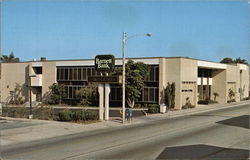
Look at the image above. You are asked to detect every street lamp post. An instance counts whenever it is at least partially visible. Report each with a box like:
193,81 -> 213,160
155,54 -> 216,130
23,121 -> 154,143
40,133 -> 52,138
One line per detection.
29,75 -> 36,119
122,32 -> 152,124
122,32 -> 126,124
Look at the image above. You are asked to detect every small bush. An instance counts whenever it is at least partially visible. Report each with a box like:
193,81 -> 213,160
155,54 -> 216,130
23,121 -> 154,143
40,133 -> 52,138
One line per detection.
227,99 -> 236,103
242,97 -> 250,101
198,100 -> 218,105
2,107 -> 28,118
134,103 -> 142,108
58,110 -> 74,121
33,106 -> 54,120
198,100 -> 209,105
147,104 -> 159,113
182,97 -> 195,109
82,110 -> 98,121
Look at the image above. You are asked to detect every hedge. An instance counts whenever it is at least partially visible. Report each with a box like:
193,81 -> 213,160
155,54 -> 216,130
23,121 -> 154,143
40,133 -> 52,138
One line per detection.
58,110 -> 98,122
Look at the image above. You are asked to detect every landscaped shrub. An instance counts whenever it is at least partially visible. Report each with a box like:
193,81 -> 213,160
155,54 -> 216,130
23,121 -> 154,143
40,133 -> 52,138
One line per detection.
198,100 -> 209,105
147,104 -> 159,113
198,100 -> 218,105
182,97 -> 195,109
242,97 -> 250,101
58,110 -> 98,122
82,110 -> 98,121
58,110 -> 74,121
134,103 -> 142,108
227,99 -> 236,103
3,107 -> 28,118
33,107 -> 54,120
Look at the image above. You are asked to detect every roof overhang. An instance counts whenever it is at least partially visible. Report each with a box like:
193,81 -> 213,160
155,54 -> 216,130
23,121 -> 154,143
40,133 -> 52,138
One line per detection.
197,61 -> 227,69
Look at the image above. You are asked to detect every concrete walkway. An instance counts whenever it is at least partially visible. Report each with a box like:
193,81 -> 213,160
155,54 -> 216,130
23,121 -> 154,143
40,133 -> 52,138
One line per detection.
0,101 -> 249,147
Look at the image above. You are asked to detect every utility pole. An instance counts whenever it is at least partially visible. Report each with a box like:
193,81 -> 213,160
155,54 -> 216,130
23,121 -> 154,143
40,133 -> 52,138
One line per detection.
122,32 -> 126,124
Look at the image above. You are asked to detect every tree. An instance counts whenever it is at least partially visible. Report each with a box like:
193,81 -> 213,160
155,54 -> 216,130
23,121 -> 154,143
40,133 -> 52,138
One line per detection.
220,57 -> 248,65
213,92 -> 219,101
228,89 -> 235,100
75,85 -> 97,106
234,57 -> 248,64
164,82 -> 175,109
7,83 -> 26,105
0,52 -> 20,63
220,57 -> 234,64
125,60 -> 149,108
49,83 -> 66,104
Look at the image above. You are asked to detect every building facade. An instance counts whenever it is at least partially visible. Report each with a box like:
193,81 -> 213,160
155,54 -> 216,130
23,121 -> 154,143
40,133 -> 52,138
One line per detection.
0,57 -> 249,110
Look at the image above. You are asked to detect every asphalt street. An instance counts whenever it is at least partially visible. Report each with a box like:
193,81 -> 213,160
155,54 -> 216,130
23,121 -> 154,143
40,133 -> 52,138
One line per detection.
1,103 -> 249,160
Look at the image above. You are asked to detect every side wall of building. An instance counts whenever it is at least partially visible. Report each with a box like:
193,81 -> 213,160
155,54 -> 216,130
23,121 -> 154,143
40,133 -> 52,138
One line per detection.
180,58 -> 198,108
0,63 -> 29,102
237,64 -> 249,100
42,62 -> 57,98
159,58 -> 181,109
211,69 -> 227,103
225,64 -> 249,102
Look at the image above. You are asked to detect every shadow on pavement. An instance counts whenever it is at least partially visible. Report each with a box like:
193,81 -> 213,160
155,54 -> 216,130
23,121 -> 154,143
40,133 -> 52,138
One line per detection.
156,144 -> 249,160
216,115 -> 249,129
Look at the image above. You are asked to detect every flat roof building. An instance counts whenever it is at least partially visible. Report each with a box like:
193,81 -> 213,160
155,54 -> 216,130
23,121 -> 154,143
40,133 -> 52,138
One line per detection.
0,57 -> 249,109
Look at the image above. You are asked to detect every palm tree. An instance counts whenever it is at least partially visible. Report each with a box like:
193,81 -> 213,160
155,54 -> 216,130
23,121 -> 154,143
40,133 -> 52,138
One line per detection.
213,92 -> 219,101
0,52 -> 19,63
234,57 -> 248,64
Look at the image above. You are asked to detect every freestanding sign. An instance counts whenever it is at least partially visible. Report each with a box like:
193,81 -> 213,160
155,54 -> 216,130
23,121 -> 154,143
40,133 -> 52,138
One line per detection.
94,54 -> 116,121
95,55 -> 115,72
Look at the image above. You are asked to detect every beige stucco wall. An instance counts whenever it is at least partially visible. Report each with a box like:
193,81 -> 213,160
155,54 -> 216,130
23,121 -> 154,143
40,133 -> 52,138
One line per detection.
237,64 -> 249,100
159,58 -> 182,110
225,64 -> 249,102
226,65 -> 239,101
0,63 -> 29,102
211,69 -> 227,103
41,62 -> 57,97
180,58 -> 198,108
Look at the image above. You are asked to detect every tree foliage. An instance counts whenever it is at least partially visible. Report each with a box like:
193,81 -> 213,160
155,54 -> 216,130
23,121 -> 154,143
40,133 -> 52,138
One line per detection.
49,83 -> 66,104
75,85 -> 97,106
228,89 -> 235,100
234,57 -> 248,64
164,82 -> 175,109
213,92 -> 219,101
0,52 -> 20,63
220,57 -> 248,65
220,57 -> 234,64
125,60 -> 149,108
7,83 -> 26,105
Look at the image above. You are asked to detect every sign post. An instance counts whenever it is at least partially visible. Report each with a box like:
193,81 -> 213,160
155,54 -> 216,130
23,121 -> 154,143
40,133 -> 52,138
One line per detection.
104,83 -> 110,120
98,84 -> 104,120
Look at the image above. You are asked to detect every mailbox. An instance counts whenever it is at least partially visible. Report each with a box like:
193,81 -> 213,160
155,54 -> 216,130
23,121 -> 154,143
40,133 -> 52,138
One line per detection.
125,108 -> 133,121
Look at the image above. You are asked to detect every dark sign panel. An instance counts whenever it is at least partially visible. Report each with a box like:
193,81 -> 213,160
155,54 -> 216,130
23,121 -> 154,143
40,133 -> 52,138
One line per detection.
88,76 -> 122,84
95,55 -> 115,72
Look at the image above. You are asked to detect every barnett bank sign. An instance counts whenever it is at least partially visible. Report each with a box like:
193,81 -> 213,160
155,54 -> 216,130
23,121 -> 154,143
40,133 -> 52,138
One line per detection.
95,54 -> 115,72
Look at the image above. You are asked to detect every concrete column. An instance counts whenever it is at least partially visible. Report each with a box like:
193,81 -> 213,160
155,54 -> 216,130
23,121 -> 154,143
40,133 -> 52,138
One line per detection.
0,103 -> 2,116
98,84 -> 104,120
104,83 -> 110,121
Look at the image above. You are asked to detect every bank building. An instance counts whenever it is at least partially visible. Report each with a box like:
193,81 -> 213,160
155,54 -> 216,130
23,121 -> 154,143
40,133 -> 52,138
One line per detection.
0,56 -> 249,110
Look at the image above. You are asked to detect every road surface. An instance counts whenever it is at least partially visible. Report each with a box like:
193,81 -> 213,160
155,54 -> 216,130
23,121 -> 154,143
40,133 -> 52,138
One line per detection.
1,103 -> 249,160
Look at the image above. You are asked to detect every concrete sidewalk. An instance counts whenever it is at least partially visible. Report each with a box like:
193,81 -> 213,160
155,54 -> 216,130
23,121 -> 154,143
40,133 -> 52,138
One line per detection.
0,101 -> 249,147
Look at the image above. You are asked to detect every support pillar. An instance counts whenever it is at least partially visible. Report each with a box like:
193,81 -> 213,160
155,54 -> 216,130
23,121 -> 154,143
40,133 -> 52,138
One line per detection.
105,83 -> 110,121
98,84 -> 104,120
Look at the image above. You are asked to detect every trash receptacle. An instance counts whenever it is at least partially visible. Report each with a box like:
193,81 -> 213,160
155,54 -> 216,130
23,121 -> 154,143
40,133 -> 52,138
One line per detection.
160,104 -> 166,113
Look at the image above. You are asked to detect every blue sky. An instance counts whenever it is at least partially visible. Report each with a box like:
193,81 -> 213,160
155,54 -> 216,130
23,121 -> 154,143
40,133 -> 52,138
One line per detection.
1,0 -> 249,63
